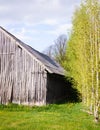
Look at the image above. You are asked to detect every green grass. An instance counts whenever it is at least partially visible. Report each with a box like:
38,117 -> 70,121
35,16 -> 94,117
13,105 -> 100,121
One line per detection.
0,103 -> 100,130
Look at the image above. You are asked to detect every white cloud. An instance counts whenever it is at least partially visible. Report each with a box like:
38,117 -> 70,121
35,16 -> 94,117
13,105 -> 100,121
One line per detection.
46,23 -> 72,36
43,19 -> 58,26
9,27 -> 31,42
57,23 -> 72,35
0,0 -> 81,51
0,0 -> 81,26
9,27 -> 38,43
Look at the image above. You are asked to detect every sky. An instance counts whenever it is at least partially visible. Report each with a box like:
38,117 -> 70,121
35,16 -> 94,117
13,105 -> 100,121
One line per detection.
0,0 -> 81,52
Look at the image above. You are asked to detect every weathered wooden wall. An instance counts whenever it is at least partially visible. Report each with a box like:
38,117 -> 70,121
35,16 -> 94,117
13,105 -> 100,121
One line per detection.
0,29 -> 47,106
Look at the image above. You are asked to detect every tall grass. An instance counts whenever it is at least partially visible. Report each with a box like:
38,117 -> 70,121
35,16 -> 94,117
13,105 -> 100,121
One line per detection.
0,103 -> 100,130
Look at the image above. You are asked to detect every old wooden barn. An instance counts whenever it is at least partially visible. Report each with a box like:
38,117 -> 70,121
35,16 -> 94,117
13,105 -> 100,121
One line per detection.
0,26 -> 67,106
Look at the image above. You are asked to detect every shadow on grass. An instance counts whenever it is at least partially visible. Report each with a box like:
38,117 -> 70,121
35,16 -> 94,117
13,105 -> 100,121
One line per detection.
55,77 -> 82,104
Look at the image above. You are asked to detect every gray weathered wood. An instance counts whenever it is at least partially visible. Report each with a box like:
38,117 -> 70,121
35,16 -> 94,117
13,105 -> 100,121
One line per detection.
0,29 -> 47,105
0,27 -> 67,106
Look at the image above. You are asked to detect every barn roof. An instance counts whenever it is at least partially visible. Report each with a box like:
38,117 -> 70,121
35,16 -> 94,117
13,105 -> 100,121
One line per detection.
0,26 -> 64,76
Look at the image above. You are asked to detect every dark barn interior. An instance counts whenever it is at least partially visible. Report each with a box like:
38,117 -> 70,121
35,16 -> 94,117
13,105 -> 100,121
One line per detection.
46,73 -> 67,104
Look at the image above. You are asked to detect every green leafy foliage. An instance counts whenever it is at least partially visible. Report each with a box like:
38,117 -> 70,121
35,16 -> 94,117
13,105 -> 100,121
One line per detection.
65,0 -> 100,121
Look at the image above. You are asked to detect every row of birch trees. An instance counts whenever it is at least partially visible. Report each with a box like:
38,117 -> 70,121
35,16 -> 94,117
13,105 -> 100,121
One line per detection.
64,0 -> 100,121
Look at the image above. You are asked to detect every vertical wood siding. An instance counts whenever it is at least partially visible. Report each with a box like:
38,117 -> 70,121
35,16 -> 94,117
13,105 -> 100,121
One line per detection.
0,30 -> 47,106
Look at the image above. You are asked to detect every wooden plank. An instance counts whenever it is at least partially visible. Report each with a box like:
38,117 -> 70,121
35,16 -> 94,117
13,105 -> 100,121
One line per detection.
0,29 -> 47,106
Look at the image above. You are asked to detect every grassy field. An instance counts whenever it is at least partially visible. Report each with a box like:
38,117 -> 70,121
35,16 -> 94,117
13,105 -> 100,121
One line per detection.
0,103 -> 100,130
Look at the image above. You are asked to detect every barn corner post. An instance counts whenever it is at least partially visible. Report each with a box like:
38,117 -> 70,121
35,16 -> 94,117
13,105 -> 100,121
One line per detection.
0,96 -> 1,104
42,69 -> 47,105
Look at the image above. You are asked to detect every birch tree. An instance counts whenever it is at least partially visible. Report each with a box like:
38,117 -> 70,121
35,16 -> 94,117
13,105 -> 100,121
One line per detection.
66,0 -> 100,121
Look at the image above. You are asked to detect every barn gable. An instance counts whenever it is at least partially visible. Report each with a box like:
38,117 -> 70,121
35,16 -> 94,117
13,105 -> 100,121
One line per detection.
0,26 -> 64,75
0,26 -> 66,106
